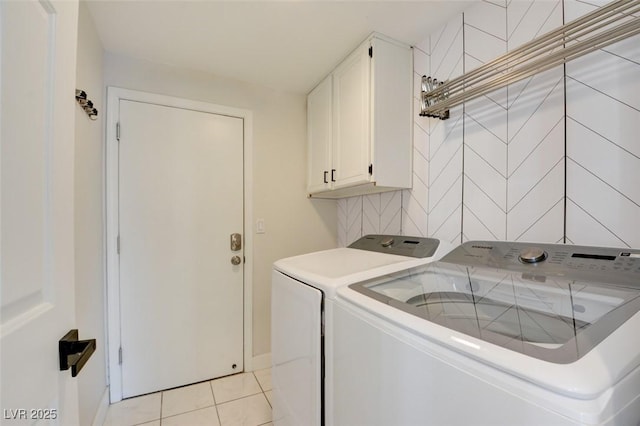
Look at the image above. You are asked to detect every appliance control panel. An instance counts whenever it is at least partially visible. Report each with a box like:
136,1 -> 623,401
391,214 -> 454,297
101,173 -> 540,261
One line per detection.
348,234 -> 440,258
441,240 -> 640,287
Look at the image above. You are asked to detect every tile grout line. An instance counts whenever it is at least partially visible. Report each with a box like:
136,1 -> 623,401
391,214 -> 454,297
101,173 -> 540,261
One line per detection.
159,390 -> 163,426
217,390 -> 264,405
210,379 -> 222,426
253,371 -> 273,409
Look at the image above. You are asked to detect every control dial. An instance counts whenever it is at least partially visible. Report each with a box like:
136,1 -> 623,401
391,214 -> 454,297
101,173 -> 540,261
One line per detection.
381,237 -> 394,248
519,247 -> 547,264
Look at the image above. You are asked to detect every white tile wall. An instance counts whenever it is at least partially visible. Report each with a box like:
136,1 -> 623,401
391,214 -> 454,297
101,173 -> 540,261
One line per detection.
428,15 -> 465,245
337,196 -> 364,246
403,42 -> 431,239
362,192 -> 402,236
565,0 -> 640,248
338,0 -> 640,249
463,0 -> 508,242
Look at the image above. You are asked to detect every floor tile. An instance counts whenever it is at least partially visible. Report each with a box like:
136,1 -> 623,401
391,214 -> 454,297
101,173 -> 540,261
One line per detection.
263,390 -> 272,407
216,393 -> 272,426
211,372 -> 262,404
161,382 -> 215,418
138,422 -> 160,426
103,393 -> 161,426
253,369 -> 272,392
162,406 -> 220,426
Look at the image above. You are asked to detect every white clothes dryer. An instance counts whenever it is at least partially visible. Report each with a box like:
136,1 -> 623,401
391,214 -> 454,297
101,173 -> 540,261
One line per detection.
271,235 -> 452,426
333,240 -> 640,425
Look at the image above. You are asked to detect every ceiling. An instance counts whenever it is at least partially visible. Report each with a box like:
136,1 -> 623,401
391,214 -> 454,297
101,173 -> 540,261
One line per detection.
86,1 -> 476,94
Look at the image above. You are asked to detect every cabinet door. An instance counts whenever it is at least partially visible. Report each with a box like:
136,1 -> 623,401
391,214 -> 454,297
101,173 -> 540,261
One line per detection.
307,75 -> 332,193
332,43 -> 371,189
370,37 -> 413,189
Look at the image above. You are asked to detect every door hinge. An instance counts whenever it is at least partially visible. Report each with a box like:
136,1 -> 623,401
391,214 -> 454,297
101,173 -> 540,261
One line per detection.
118,347 -> 122,365
368,164 -> 373,175
369,46 -> 373,58
116,122 -> 121,141
117,235 -> 120,254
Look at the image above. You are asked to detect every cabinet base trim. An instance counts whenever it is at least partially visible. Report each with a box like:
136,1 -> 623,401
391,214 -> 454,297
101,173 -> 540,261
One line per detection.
308,182 -> 410,199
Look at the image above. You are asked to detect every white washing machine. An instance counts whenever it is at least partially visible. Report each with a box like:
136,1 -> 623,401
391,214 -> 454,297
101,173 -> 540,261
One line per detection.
333,240 -> 640,425
271,235 -> 452,426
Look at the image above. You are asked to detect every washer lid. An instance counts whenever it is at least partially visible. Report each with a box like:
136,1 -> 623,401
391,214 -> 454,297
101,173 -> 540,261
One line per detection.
351,261 -> 640,364
345,240 -> 640,397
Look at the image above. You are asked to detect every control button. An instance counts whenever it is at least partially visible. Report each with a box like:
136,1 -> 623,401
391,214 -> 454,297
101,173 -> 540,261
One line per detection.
381,237 -> 394,248
519,247 -> 547,264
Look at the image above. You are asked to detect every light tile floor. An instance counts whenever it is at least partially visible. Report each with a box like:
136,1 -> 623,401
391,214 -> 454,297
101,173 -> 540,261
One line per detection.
103,369 -> 273,426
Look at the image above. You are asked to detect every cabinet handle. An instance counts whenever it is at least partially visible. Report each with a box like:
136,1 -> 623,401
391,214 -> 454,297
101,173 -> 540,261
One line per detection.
331,169 -> 336,182
324,171 -> 328,184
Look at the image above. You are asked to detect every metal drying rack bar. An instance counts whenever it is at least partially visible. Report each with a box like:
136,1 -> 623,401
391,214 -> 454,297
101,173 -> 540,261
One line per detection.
420,0 -> 640,119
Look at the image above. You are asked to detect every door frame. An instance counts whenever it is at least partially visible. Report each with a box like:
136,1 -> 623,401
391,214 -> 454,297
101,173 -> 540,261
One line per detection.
105,87 -> 254,403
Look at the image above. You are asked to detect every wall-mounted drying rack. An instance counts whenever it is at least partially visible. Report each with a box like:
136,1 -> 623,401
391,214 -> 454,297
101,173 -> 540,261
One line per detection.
420,0 -> 640,120
76,89 -> 98,120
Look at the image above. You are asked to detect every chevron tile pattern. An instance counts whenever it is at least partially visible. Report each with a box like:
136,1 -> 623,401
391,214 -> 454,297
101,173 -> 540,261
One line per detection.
506,0 -> 564,243
462,1 -> 508,242
427,15 -> 465,245
565,0 -> 640,248
401,37 -> 431,239
463,0 -> 565,244
337,196 -> 363,247
337,0 -> 639,249
362,192 -> 403,236
337,193 -> 402,247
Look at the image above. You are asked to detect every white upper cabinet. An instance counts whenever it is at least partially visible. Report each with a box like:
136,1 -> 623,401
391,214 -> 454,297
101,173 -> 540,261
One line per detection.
332,42 -> 371,189
307,33 -> 413,198
307,75 -> 333,193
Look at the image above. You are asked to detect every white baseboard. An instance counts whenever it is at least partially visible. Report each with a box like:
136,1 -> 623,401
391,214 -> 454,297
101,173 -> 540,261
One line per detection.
251,353 -> 271,371
91,386 -> 110,426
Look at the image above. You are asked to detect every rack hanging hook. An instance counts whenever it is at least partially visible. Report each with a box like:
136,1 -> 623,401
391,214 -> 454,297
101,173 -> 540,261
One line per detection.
75,89 -> 98,120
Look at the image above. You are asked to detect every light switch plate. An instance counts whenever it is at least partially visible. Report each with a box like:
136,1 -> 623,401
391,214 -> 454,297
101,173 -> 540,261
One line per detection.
256,219 -> 266,234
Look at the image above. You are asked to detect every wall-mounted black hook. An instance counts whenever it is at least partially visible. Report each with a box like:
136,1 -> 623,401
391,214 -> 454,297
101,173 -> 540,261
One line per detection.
59,329 -> 96,377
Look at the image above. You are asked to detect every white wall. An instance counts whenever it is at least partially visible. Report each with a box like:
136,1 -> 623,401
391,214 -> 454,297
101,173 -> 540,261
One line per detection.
74,3 -> 107,425
339,0 -> 640,250
103,53 -> 337,357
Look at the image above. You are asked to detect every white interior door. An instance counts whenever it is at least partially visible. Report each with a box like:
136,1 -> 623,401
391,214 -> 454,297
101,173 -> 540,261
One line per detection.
118,100 -> 244,398
1,0 -> 80,423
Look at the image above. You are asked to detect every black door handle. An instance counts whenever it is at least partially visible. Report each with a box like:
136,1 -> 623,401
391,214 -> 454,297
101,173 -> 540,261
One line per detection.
331,169 -> 336,182
59,329 -> 96,377
323,171 -> 328,184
